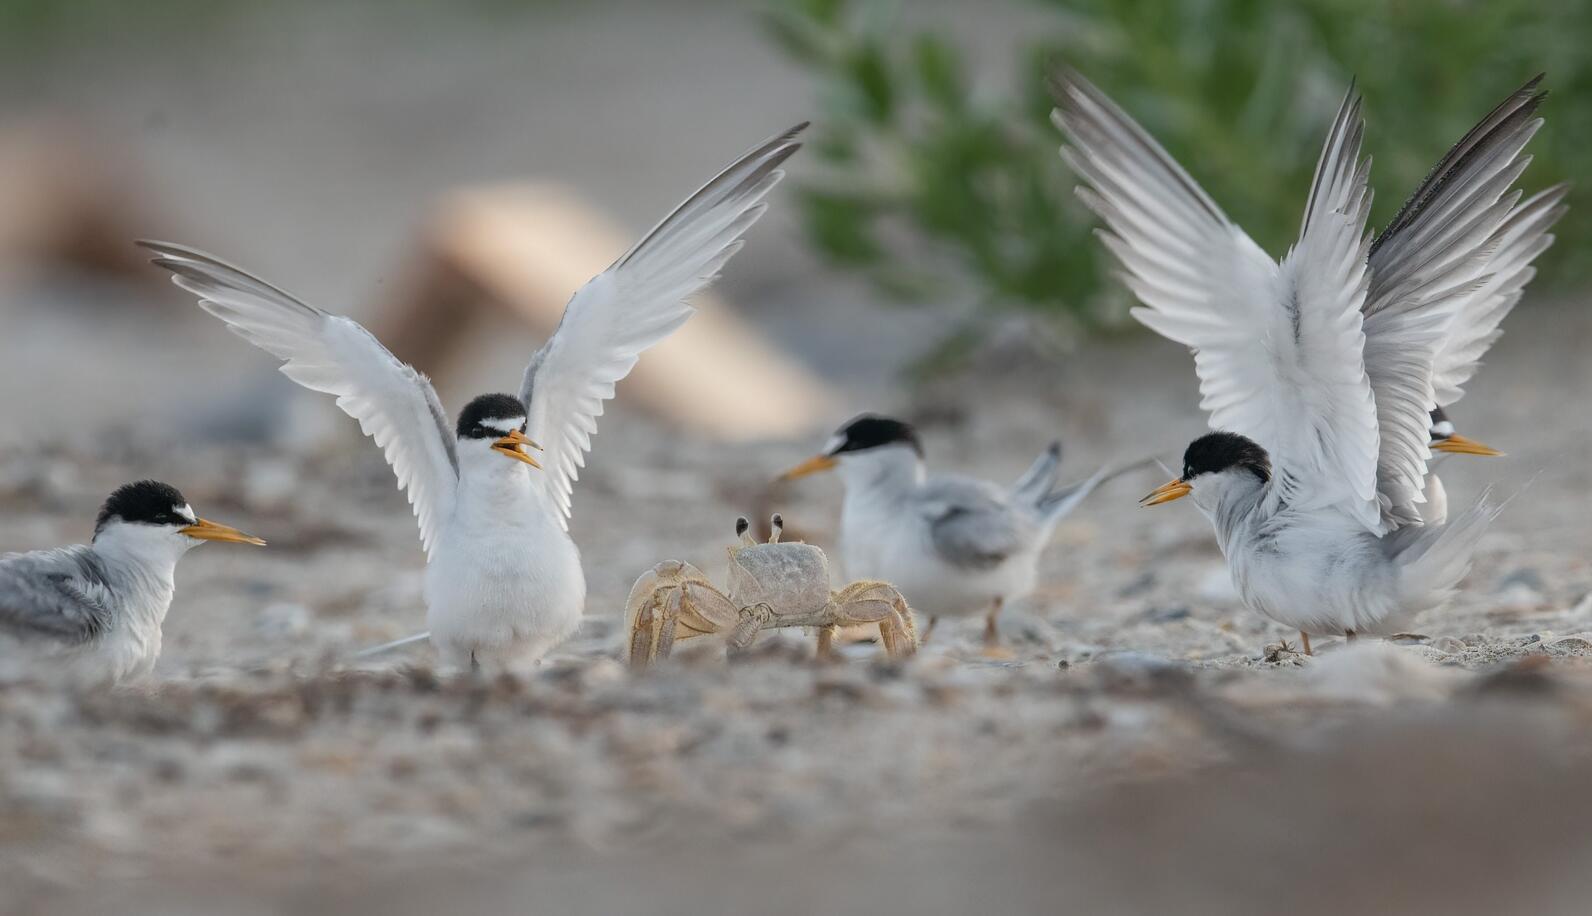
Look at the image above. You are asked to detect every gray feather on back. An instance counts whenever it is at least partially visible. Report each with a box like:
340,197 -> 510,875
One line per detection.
925,476 -> 1031,571
0,547 -> 113,646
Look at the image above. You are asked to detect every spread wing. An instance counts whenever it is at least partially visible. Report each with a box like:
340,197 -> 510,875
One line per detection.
518,124 -> 805,527
141,241 -> 460,556
1361,76 -> 1553,526
1052,73 -> 1383,530
0,547 -> 113,646
924,477 -> 1030,571
1429,183 -> 1566,406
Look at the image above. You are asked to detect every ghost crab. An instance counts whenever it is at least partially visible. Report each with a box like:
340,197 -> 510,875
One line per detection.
625,515 -> 918,667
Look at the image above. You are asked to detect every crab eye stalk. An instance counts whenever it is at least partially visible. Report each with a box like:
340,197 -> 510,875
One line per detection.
769,514 -> 784,543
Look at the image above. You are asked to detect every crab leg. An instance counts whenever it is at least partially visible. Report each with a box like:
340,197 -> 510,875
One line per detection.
829,581 -> 919,660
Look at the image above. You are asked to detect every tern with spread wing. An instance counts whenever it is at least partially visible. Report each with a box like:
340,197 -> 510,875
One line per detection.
0,480 -> 263,685
143,123 -> 804,672
1051,72 -> 1557,653
779,414 -> 1144,653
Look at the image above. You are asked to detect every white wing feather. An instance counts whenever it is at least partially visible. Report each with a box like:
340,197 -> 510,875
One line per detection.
517,124 -> 806,527
1053,74 -> 1384,530
1429,183 -> 1566,405
140,241 -> 460,556
1360,76 -> 1555,525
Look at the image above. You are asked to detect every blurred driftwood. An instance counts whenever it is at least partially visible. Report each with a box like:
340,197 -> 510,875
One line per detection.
0,122 -> 160,281
374,183 -> 837,441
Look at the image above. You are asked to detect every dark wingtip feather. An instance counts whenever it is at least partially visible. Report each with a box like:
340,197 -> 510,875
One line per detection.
1371,75 -> 1552,256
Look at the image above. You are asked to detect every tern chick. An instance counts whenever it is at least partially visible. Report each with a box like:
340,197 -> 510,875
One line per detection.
779,414 -> 1142,652
0,480 -> 263,685
143,123 -> 804,674
1053,71 -> 1555,651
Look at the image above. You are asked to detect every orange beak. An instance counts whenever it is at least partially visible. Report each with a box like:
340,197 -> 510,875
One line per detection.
493,429 -> 543,468
777,454 -> 837,481
179,517 -> 267,546
1431,433 -> 1503,457
1139,478 -> 1192,507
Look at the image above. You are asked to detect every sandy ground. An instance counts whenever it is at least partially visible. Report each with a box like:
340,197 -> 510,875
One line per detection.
0,290 -> 1588,914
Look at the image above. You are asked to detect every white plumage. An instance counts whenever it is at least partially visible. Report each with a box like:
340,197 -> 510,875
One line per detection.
1053,72 -> 1553,645
0,481 -> 263,685
143,123 -> 804,672
781,415 -> 1143,649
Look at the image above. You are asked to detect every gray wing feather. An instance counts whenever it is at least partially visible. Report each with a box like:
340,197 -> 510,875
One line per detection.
139,240 -> 462,557
514,123 -> 805,527
0,547 -> 112,645
1010,441 -> 1063,507
925,476 -> 1030,571
1036,456 -> 1157,529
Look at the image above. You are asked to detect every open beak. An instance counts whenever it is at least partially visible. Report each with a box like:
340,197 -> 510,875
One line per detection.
493,429 -> 543,468
777,454 -> 837,481
1139,478 -> 1192,507
1431,434 -> 1503,457
180,518 -> 267,546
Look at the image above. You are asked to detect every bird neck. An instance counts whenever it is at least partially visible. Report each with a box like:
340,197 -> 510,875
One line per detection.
89,526 -> 185,587
1191,471 -> 1269,555
835,447 -> 926,500
455,453 -> 543,522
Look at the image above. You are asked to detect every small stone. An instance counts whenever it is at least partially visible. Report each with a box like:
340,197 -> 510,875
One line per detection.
1546,635 -> 1592,655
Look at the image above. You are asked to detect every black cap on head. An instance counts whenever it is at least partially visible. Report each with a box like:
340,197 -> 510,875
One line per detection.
830,414 -> 923,458
1182,432 -> 1271,483
95,480 -> 192,534
1429,406 -> 1453,439
456,393 -> 527,439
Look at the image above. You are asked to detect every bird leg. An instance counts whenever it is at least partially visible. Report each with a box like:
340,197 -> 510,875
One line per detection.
920,616 -> 939,646
1299,632 -> 1313,656
980,597 -> 1013,659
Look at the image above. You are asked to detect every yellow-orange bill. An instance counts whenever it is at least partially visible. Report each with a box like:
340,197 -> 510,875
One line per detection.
1139,478 -> 1192,507
1432,433 -> 1503,457
180,518 -> 266,546
494,429 -> 543,468
777,454 -> 837,481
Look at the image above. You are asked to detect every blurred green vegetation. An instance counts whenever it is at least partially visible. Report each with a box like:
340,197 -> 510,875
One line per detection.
767,0 -> 1590,349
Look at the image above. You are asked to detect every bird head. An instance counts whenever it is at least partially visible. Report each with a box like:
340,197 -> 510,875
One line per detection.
92,480 -> 264,560
456,393 -> 542,471
1428,407 -> 1503,458
777,413 -> 924,485
1141,432 -> 1272,509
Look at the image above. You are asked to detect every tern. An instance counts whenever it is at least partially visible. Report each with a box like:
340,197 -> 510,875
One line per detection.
1051,72 -> 1557,653
0,480 -> 263,685
143,123 -> 804,672
779,414 -> 1143,653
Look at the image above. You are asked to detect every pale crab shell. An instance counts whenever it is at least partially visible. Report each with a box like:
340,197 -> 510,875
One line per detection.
726,542 -> 831,617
